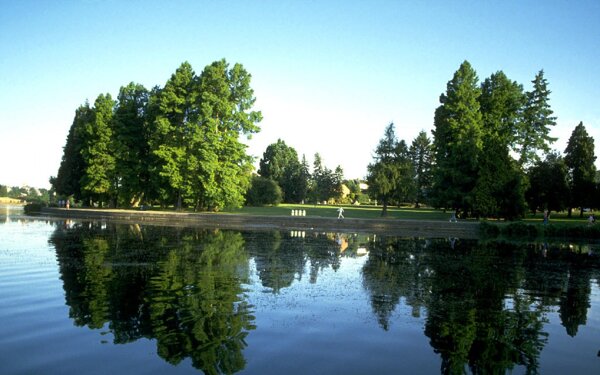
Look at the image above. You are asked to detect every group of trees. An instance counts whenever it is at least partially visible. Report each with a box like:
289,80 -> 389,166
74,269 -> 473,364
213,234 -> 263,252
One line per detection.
51,59 -> 261,211
51,58 -> 595,217
368,61 -> 597,219
248,139 -> 347,205
366,126 -> 433,216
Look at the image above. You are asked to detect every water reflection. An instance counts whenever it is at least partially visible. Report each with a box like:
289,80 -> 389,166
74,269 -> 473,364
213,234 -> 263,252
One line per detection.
44,221 -> 600,374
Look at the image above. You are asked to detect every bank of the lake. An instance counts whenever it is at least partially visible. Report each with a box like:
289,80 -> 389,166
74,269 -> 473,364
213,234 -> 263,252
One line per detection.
40,207 -> 480,238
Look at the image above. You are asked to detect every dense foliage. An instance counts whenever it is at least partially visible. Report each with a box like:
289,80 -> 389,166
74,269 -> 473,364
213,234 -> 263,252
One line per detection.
51,60 -> 261,211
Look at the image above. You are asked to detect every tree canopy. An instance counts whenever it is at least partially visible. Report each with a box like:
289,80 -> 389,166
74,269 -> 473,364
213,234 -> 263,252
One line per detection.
52,60 -> 261,211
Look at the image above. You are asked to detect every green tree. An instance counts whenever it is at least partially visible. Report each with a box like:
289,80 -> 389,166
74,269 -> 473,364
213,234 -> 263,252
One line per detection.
367,123 -> 404,216
392,139 -> 416,206
473,141 -> 526,219
309,153 -> 341,203
409,131 -> 434,208
53,102 -> 93,200
517,70 -> 557,168
194,59 -> 261,211
151,62 -> 198,210
113,82 -> 151,207
245,176 -> 282,206
258,139 -> 304,203
79,93 -> 117,207
525,152 -> 570,214
474,71 -> 527,219
431,61 -> 483,217
479,71 -> 525,150
564,122 -> 596,217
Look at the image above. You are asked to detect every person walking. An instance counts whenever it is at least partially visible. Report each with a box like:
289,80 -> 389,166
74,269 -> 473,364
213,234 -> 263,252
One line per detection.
337,207 -> 344,219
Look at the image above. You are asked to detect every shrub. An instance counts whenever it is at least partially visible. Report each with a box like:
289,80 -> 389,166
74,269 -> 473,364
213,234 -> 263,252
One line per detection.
245,176 -> 283,206
24,202 -> 44,215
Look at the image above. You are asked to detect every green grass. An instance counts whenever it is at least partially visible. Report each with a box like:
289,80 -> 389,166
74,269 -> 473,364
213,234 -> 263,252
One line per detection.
223,203 -> 455,220
523,210 -> 593,226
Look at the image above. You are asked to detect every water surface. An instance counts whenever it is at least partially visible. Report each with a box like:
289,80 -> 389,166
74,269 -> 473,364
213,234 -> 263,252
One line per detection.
1,212 -> 599,374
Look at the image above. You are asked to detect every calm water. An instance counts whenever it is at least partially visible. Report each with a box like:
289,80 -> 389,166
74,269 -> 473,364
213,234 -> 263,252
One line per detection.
1,208 -> 599,374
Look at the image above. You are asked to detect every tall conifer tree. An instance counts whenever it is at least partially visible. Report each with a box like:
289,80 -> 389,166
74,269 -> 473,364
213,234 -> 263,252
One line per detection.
564,122 -> 596,217
80,93 -> 116,206
518,70 -> 557,168
431,61 -> 483,217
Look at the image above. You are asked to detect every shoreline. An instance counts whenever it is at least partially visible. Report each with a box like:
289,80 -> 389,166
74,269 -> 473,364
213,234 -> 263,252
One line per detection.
40,207 -> 481,238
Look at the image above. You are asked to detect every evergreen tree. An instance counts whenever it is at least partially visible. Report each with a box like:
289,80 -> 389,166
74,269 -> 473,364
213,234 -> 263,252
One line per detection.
308,153 -> 343,204
113,82 -> 151,207
151,62 -> 197,210
392,140 -> 416,206
80,93 -> 116,207
526,152 -> 570,214
479,71 -> 525,149
517,70 -> 557,168
431,61 -> 483,217
564,122 -> 596,217
409,131 -> 433,208
195,59 -> 261,211
473,141 -> 526,219
53,102 -> 93,200
53,60 -> 260,211
258,139 -> 303,203
474,71 -> 527,219
367,123 -> 403,216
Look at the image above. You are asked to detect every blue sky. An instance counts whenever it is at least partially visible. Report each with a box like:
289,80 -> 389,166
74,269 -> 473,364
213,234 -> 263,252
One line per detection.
1,0 -> 599,188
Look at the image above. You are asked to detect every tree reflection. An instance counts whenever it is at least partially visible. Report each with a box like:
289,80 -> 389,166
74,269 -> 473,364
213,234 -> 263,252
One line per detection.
48,222 -> 600,374
361,237 -> 600,374
245,231 -> 356,292
50,222 -> 255,374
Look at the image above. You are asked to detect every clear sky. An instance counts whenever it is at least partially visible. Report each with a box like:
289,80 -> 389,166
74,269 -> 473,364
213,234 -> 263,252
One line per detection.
1,0 -> 599,188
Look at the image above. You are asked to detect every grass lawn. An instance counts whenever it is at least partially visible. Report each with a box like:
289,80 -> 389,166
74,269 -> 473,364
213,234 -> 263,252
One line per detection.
224,203 -> 455,221
523,210 -> 593,226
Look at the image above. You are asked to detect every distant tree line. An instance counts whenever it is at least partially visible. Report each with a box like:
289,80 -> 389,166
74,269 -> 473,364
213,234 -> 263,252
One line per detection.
248,138 -> 349,206
51,60 -> 261,211
367,61 -> 597,218
0,184 -> 51,202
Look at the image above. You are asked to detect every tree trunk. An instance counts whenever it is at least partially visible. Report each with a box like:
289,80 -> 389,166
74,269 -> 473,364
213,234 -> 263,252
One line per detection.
176,191 -> 182,211
381,199 -> 388,217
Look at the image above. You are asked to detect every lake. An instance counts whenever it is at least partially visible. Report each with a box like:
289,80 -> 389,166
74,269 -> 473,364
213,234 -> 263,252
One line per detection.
1,207 -> 599,374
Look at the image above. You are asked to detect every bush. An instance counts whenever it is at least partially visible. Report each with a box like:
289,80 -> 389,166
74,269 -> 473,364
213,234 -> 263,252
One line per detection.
24,202 -> 44,215
245,176 -> 282,206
